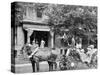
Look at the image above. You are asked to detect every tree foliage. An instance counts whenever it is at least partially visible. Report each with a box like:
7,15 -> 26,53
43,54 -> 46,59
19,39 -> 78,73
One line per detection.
43,4 -> 97,43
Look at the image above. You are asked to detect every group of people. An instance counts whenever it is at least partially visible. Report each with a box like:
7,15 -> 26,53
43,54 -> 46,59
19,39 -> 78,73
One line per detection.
27,39 -> 45,48
72,44 -> 96,64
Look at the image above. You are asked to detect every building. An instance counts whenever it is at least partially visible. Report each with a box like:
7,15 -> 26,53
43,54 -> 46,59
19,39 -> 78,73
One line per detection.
11,2 -> 62,56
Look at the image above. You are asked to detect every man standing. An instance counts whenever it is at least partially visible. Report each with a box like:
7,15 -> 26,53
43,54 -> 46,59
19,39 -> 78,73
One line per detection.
28,40 -> 39,58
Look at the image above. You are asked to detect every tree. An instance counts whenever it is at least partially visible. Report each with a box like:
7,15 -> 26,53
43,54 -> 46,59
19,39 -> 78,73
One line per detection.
43,4 -> 97,46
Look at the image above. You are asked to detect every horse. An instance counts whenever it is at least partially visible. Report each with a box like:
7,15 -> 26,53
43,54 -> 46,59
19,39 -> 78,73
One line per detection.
22,45 -> 60,72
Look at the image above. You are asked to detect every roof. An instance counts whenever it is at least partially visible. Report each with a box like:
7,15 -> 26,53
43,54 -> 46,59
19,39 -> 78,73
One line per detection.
22,20 -> 48,26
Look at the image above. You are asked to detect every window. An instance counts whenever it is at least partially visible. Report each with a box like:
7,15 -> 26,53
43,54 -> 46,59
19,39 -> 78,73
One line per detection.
36,8 -> 43,18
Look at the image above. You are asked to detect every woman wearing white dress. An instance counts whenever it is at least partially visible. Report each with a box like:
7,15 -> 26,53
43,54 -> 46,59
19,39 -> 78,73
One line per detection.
40,39 -> 45,48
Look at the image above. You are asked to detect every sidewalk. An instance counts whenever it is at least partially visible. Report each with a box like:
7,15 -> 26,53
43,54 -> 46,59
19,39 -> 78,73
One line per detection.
13,61 -> 51,73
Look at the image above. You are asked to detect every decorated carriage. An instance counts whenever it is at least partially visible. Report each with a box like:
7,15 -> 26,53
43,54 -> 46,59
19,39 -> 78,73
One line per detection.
59,45 -> 97,70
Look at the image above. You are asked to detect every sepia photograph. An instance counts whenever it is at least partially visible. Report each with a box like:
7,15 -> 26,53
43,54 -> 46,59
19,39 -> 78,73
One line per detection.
11,2 -> 97,73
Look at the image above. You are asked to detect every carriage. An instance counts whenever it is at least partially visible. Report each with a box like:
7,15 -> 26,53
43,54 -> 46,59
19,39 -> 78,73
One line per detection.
59,45 -> 97,69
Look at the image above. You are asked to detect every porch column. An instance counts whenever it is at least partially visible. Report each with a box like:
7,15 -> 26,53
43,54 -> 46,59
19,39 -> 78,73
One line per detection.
50,31 -> 54,48
80,38 -> 82,47
26,29 -> 33,44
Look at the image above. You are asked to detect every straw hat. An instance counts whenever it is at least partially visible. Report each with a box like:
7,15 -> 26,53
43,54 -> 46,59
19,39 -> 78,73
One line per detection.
88,45 -> 94,49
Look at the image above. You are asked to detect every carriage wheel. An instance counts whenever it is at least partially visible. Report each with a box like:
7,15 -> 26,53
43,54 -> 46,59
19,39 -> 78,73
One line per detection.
68,56 -> 78,69
59,56 -> 78,70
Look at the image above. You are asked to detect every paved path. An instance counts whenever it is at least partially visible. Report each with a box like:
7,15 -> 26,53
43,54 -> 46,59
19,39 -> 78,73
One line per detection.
14,61 -> 91,73
15,61 -> 50,73
14,61 -> 61,73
